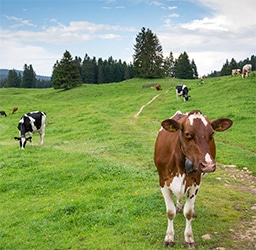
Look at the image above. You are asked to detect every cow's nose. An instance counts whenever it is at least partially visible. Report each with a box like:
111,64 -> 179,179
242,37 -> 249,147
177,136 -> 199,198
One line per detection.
201,162 -> 216,173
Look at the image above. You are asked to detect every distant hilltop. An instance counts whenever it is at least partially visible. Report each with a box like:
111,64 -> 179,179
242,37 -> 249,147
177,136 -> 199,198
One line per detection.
0,69 -> 51,81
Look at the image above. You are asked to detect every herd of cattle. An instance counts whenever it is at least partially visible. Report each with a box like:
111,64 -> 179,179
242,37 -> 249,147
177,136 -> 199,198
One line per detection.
0,78 -> 236,248
232,63 -> 252,78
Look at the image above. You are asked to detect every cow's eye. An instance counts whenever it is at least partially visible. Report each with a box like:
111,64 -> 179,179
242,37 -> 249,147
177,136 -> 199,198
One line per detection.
185,132 -> 192,140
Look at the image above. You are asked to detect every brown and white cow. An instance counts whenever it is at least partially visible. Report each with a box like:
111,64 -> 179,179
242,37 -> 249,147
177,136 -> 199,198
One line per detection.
231,69 -> 241,76
242,64 -> 252,78
154,110 -> 233,248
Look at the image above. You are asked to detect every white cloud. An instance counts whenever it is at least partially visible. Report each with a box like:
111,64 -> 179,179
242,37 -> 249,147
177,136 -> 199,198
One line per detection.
4,15 -> 37,28
158,0 -> 256,75
181,16 -> 229,32
0,40 -> 59,76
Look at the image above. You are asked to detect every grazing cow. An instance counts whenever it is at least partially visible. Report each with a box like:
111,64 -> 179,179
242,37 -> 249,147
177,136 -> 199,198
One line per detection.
231,69 -> 241,76
176,84 -> 189,101
12,106 -> 18,114
156,84 -> 163,91
154,110 -> 233,248
0,111 -> 7,117
14,111 -> 46,149
242,64 -> 252,78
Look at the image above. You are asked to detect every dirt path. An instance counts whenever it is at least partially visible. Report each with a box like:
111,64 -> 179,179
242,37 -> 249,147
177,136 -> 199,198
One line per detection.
133,94 -> 160,120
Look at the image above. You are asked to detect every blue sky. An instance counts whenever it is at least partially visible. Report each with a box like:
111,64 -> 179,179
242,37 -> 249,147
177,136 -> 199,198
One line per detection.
1,0 -> 255,76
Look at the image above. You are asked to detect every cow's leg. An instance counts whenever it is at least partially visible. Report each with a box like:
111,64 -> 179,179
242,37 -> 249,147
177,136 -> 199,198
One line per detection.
183,186 -> 199,248
39,127 -> 45,146
27,132 -> 33,147
161,184 -> 176,247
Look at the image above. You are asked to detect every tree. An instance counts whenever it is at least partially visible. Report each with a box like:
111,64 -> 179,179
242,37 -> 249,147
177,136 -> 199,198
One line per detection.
21,64 -> 36,88
175,52 -> 194,79
191,59 -> 198,79
7,69 -> 21,87
51,50 -> 82,90
81,54 -> 97,84
163,52 -> 175,77
220,59 -> 231,76
133,27 -> 164,78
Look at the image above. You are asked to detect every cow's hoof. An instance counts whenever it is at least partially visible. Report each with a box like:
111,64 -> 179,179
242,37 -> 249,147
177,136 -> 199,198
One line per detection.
163,241 -> 175,247
184,242 -> 196,248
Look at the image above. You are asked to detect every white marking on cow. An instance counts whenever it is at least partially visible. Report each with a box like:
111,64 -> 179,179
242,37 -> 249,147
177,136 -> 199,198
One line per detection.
189,113 -> 208,126
170,174 -> 186,200
205,153 -> 212,162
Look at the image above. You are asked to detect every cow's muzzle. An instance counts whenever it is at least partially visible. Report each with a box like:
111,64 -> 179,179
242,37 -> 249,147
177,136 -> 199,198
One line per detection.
200,161 -> 216,173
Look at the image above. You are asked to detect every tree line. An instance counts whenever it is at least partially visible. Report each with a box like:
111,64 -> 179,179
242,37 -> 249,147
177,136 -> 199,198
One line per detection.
52,27 -> 199,89
0,64 -> 51,88
1,26 -> 254,89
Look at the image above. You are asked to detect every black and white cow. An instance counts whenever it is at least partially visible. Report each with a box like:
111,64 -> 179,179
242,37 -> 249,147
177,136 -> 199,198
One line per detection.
0,111 -> 7,117
176,84 -> 190,102
14,111 -> 46,149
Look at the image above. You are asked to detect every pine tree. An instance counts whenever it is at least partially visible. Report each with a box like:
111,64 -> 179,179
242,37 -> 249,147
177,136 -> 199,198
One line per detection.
81,54 -> 97,84
133,27 -> 164,78
7,69 -> 21,87
191,59 -> 198,79
51,50 -> 82,90
21,64 -> 36,88
175,52 -> 194,79
220,59 -> 231,76
163,52 -> 175,77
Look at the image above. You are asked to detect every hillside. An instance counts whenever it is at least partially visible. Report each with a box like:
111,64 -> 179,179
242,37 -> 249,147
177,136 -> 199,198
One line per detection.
0,75 -> 255,249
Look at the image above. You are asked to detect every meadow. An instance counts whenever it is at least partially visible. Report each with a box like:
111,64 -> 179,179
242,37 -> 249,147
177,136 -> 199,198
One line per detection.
0,74 -> 255,249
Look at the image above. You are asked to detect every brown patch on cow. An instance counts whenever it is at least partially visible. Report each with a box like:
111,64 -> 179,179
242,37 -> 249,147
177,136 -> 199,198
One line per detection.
167,210 -> 175,220
185,209 -> 193,220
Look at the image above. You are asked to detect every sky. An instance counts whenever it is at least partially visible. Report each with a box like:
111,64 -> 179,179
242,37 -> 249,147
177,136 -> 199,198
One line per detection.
1,0 -> 256,77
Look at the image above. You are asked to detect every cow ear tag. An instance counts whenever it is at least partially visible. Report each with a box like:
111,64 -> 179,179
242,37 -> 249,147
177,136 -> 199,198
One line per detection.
169,125 -> 177,132
185,158 -> 194,173
214,124 -> 222,131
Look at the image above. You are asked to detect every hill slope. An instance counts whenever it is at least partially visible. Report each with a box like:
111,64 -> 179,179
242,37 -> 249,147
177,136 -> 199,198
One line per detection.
0,75 -> 255,249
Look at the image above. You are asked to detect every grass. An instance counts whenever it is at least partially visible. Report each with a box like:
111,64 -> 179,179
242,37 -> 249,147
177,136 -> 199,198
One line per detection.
0,74 -> 255,249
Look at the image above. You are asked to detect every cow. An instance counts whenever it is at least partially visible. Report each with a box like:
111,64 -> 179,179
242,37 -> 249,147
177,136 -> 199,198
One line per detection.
242,64 -> 252,78
156,84 -> 163,91
231,69 -> 241,76
14,111 -> 47,149
0,111 -> 7,117
154,110 -> 233,248
176,84 -> 189,101
12,106 -> 18,114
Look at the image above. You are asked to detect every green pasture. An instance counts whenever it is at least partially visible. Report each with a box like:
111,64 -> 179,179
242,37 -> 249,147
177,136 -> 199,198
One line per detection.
0,74 -> 255,249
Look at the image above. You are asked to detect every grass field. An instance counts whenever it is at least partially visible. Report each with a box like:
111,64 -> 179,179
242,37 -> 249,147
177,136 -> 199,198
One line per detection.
0,74 -> 255,249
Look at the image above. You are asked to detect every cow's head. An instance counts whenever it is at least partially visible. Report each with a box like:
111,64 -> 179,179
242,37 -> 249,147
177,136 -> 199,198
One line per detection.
183,94 -> 189,102
14,136 -> 32,149
161,110 -> 233,173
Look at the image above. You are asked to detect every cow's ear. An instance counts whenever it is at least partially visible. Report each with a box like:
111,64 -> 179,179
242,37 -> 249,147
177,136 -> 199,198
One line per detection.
161,119 -> 181,132
14,137 -> 21,141
211,118 -> 233,132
